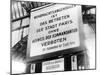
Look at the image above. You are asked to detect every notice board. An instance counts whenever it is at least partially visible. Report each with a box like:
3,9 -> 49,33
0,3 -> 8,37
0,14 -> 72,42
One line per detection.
27,4 -> 85,62
42,58 -> 64,72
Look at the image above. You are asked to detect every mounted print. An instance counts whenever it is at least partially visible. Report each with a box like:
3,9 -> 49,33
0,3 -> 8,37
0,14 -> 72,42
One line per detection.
11,0 -> 96,75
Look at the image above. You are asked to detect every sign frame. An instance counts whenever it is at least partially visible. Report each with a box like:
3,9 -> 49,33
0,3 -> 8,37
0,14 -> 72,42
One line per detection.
26,3 -> 85,62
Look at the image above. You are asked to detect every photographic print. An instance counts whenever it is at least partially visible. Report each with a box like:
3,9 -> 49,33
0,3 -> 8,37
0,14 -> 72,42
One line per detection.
11,0 -> 96,74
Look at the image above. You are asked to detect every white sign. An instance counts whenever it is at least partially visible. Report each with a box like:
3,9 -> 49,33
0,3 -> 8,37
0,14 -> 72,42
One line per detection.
28,4 -> 82,57
42,58 -> 64,72
71,55 -> 77,70
30,64 -> 35,73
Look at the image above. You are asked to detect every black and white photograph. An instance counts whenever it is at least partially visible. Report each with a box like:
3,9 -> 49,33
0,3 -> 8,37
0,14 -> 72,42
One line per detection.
11,0 -> 96,75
